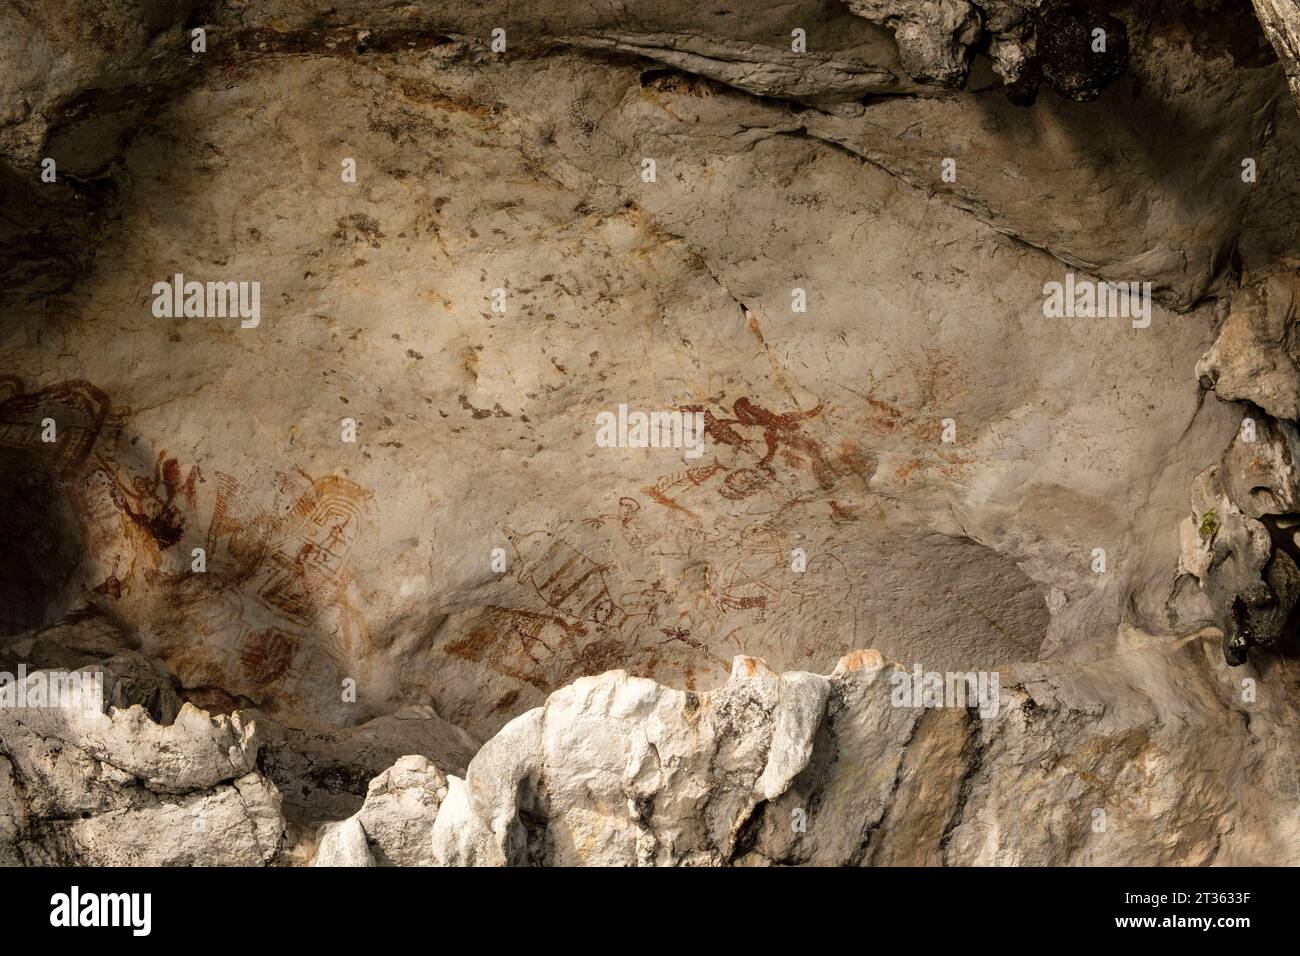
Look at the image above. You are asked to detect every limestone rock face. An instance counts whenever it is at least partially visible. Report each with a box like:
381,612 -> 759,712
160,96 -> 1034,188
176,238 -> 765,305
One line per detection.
384,646 -> 1300,866
1198,271 -> 1300,421
315,816 -> 375,867
1254,0 -> 1300,111
314,754 -> 448,866
3,0 -> 1300,866
845,0 -> 984,85
0,662 -> 284,865
1176,420 -> 1300,664
256,705 -> 478,825
432,655 -> 831,866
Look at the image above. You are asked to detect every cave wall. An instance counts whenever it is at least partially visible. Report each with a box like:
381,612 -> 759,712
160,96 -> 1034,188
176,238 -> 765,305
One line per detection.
1,0 -> 1299,866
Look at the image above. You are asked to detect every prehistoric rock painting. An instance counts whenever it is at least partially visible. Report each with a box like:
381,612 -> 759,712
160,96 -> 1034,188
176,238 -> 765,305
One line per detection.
11,0 -> 1300,876
0,375 -> 208,602
680,397 -> 838,503
446,605 -> 589,691
0,375 -> 112,473
252,475 -> 369,628
434,393 -> 854,698
581,496 -> 649,548
91,449 -> 198,550
448,397 -> 854,696
77,466 -> 137,597
238,626 -> 301,688
128,468 -> 379,703
516,532 -> 627,628
448,525 -> 723,693
481,529 -> 627,649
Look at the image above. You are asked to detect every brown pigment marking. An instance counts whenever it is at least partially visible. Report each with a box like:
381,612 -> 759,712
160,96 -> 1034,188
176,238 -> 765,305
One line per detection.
123,505 -> 184,549
445,605 -> 588,691
894,458 -> 926,482
397,80 -> 496,117
641,462 -> 728,521
866,391 -> 905,421
93,575 -> 124,599
718,465 -> 774,501
238,627 -> 299,689
254,475 -> 370,626
682,404 -> 749,450
836,439 -> 876,478
916,346 -> 966,408
643,484 -> 702,522
731,397 -> 837,490
458,394 -> 511,419
162,457 -> 182,496
88,449 -> 193,552
333,213 -> 385,248
203,472 -> 371,637
656,625 -> 704,649
491,689 -> 521,713
521,537 -> 628,628
828,500 -> 860,521
576,638 -> 626,675
721,594 -> 767,611
938,449 -> 977,481
0,377 -> 112,474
